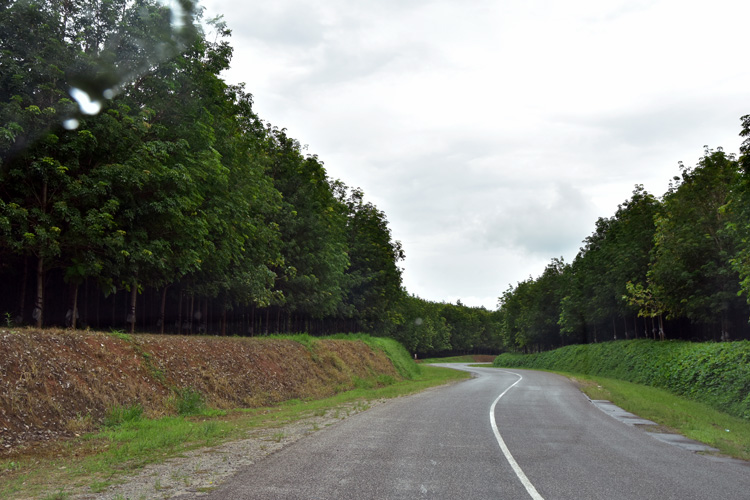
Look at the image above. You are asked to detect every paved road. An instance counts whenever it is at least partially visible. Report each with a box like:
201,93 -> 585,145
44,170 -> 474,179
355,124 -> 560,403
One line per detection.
179,365 -> 750,499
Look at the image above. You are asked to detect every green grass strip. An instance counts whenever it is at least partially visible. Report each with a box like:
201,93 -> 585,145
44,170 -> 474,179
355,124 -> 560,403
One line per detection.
566,372 -> 750,461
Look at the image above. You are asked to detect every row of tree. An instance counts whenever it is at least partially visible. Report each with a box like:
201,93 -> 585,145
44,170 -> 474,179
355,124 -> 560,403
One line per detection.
499,127 -> 750,351
0,0 -> 503,356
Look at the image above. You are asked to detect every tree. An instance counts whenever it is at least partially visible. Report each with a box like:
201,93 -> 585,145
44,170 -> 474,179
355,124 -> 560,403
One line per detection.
265,130 -> 349,325
649,148 -> 745,340
728,115 -> 750,316
336,184 -> 405,334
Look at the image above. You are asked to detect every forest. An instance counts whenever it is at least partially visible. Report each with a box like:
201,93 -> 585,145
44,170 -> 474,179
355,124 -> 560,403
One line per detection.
2,1 -> 749,358
498,134 -> 750,351
0,0 -> 501,356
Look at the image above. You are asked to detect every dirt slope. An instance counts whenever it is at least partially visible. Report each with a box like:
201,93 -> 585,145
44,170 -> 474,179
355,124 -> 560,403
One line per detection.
0,329 -> 399,455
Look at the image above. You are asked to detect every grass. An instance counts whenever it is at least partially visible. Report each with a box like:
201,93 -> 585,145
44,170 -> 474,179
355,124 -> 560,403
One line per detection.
326,333 -> 422,380
0,365 -> 468,499
497,367 -> 750,461
571,373 -> 750,460
419,354 -> 496,364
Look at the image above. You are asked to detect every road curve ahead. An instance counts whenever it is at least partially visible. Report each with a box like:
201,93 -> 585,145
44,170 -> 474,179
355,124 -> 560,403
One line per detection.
179,365 -> 750,500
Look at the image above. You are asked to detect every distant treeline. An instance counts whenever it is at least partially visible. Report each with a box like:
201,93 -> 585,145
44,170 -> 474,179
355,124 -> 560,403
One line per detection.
498,122 -> 750,351
0,0 -> 502,357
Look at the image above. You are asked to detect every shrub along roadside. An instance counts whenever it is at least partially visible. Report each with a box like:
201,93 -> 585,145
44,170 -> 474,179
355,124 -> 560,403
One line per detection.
493,340 -> 750,419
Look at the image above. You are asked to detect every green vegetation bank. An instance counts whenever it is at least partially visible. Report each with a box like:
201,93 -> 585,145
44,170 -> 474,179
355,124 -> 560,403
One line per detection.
494,340 -> 750,419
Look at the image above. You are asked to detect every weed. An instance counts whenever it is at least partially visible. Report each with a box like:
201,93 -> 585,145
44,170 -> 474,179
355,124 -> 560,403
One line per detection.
107,328 -> 132,342
104,403 -> 144,427
201,421 -> 219,438
90,480 -> 110,493
377,374 -> 396,386
269,333 -> 320,351
66,412 -> 94,434
2,459 -> 21,472
154,478 -> 162,491
353,376 -> 373,390
270,431 -> 286,442
3,311 -> 12,327
42,489 -> 69,500
173,388 -> 205,416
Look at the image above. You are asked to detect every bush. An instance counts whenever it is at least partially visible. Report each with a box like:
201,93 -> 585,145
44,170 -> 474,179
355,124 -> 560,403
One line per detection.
493,340 -> 750,419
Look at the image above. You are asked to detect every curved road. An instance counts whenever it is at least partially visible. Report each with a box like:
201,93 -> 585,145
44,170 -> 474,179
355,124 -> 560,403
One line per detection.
179,365 -> 750,499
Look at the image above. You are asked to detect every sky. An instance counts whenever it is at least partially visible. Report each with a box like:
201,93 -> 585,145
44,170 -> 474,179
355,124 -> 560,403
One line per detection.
197,0 -> 750,310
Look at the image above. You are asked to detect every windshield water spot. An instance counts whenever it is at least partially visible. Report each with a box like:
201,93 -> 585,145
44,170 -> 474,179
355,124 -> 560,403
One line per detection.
70,88 -> 102,116
62,118 -> 80,130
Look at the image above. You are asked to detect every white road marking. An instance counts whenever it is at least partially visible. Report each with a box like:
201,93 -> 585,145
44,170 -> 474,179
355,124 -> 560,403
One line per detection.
490,370 -> 545,500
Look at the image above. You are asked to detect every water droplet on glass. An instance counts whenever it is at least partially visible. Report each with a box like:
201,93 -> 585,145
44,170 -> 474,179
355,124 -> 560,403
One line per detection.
63,118 -> 80,130
159,0 -> 185,29
70,88 -> 102,115
103,89 -> 115,100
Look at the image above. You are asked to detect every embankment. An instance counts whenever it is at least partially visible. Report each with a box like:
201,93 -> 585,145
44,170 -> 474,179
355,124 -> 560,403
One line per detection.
494,340 -> 750,419
0,329 -> 408,454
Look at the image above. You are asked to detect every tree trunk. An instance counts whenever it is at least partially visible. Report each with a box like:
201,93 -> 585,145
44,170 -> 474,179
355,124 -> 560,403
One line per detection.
16,256 -> 28,324
720,310 -> 730,341
658,314 -> 665,341
202,299 -> 208,334
612,317 -> 617,340
177,289 -> 183,334
111,289 -> 117,328
129,281 -> 137,334
160,285 -> 169,334
189,294 -> 195,335
84,278 -> 89,327
221,306 -> 227,336
70,282 -> 79,329
33,255 -> 44,328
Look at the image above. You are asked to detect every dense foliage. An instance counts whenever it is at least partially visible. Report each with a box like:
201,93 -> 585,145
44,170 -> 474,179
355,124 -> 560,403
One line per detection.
493,340 -> 750,419
498,144 -> 750,351
0,0 -> 501,356
5,1 -> 745,357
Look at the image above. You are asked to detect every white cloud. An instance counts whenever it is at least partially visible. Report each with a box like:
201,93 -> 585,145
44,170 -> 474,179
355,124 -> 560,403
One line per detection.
199,0 -> 750,309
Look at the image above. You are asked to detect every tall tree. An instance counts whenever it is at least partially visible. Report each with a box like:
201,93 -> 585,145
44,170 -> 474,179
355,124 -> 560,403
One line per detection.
649,148 -> 744,339
265,130 -> 349,324
336,184 -> 405,334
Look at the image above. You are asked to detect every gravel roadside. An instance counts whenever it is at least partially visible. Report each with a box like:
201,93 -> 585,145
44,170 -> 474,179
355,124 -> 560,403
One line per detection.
72,399 -> 388,500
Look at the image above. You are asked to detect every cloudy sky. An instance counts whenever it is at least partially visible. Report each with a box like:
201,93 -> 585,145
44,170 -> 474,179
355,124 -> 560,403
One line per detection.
197,0 -> 749,310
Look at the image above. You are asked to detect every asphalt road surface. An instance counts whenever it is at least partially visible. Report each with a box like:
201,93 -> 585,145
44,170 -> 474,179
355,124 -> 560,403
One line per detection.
178,364 -> 750,500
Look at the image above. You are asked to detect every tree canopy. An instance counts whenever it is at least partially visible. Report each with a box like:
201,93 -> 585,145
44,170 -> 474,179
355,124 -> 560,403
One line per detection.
0,0 -> 500,356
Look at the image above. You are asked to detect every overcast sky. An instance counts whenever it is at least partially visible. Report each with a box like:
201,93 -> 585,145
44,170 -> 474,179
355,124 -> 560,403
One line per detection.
197,0 -> 749,310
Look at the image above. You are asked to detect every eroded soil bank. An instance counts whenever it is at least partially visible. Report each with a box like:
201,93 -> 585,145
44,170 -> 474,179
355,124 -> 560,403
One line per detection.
0,329 -> 399,455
